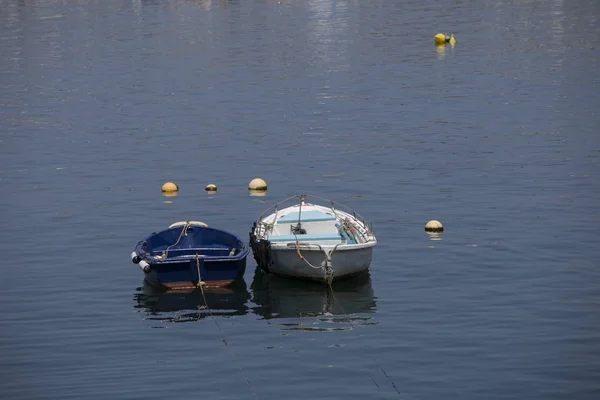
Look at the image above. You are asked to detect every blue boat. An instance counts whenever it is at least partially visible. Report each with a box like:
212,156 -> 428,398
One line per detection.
131,222 -> 248,289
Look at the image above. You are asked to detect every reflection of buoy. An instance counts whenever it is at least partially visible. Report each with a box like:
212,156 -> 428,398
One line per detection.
249,189 -> 266,197
249,178 -> 267,191
436,44 -> 446,59
426,231 -> 443,241
162,191 -> 177,198
162,182 -> 178,193
425,220 -> 444,232
205,184 -> 217,192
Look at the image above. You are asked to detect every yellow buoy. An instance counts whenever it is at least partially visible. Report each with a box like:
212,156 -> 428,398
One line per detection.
205,184 -> 217,192
434,33 -> 456,46
425,220 -> 444,232
248,178 -> 267,191
162,182 -> 178,193
434,33 -> 446,45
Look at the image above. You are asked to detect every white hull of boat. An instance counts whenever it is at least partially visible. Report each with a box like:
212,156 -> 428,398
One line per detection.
268,242 -> 374,282
250,194 -> 377,283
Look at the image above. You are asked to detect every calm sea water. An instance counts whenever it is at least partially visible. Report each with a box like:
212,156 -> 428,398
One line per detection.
1,0 -> 599,399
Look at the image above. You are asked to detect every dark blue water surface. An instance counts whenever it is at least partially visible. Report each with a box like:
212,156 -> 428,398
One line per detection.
1,0 -> 599,399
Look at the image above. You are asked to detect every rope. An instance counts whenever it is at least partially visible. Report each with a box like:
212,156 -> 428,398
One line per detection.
195,254 -> 204,288
293,241 -> 339,285
326,281 -> 401,396
194,255 -> 260,400
294,242 -> 326,269
291,197 -> 340,284
163,221 -> 189,258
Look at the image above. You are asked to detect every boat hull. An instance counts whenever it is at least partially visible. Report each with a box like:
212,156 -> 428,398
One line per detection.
250,195 -> 377,283
143,257 -> 247,289
132,224 -> 248,289
265,243 -> 374,282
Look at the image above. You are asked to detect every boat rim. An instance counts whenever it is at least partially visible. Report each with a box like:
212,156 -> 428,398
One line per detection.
255,194 -> 372,229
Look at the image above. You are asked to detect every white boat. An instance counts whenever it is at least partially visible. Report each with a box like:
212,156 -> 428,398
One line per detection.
249,194 -> 377,283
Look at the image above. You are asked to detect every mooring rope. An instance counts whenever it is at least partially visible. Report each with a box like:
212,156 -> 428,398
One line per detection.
194,255 -> 260,400
326,281 -> 401,396
293,240 -> 339,285
163,221 -> 189,259
195,254 -> 204,288
293,242 -> 325,269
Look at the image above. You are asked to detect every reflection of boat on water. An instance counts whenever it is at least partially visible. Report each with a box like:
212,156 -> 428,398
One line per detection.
250,269 -> 377,321
134,279 -> 250,322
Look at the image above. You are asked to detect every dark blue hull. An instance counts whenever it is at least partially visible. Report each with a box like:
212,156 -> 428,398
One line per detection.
132,224 -> 248,289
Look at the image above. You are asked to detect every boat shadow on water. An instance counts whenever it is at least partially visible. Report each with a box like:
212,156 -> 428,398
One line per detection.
133,279 -> 251,323
133,269 -> 377,328
250,269 -> 378,331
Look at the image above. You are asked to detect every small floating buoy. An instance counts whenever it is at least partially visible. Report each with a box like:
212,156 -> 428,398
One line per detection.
434,33 -> 456,46
248,178 -> 267,191
425,220 -> 444,233
434,33 -> 446,45
205,184 -> 217,192
162,182 -> 178,193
